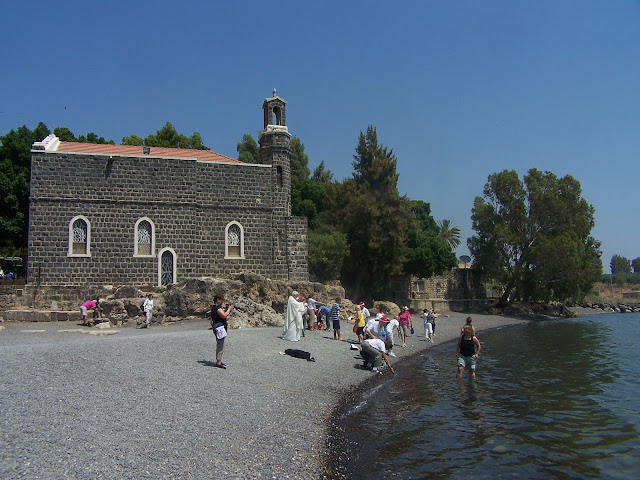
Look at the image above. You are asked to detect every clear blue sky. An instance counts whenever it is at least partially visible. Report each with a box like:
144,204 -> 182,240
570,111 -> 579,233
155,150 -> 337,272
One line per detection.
3,1 -> 639,273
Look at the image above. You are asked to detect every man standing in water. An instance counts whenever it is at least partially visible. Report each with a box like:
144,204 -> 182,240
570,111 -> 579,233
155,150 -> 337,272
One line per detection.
456,324 -> 481,379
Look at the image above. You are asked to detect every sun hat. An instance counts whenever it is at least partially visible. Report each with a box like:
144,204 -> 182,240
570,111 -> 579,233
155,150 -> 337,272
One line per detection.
403,306 -> 409,311
380,316 -> 389,323
358,301 -> 365,306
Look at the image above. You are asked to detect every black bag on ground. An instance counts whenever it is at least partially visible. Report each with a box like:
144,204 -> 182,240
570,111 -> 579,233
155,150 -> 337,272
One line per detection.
284,348 -> 315,362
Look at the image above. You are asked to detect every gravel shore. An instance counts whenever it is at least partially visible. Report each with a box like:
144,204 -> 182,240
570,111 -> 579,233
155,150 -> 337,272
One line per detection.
0,312 -> 527,479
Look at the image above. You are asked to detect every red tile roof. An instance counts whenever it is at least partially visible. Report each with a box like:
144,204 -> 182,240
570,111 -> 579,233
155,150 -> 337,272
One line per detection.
55,141 -> 243,164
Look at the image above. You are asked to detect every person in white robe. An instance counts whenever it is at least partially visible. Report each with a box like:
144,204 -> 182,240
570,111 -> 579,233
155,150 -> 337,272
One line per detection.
283,291 -> 305,341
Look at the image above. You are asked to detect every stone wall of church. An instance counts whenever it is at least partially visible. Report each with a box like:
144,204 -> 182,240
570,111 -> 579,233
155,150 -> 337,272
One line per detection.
27,151 -> 308,286
286,216 -> 309,282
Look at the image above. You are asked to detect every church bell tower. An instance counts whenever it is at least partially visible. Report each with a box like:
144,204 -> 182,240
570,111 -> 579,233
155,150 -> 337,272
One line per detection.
258,89 -> 292,217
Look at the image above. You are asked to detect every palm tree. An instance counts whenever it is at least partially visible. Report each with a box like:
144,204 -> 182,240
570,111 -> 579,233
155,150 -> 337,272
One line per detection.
437,219 -> 461,250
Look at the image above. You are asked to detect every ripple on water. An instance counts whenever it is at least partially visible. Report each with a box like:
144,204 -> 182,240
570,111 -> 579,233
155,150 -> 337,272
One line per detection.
327,314 -> 640,480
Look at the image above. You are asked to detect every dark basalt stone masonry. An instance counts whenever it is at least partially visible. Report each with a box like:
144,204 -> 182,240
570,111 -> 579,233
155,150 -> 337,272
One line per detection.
27,94 -> 308,287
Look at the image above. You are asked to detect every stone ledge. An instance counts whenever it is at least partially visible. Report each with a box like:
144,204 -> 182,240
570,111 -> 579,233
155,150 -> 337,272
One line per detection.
2,310 -> 82,322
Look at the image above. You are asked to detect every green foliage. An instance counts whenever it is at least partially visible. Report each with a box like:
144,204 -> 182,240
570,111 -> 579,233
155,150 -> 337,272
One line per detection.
469,168 -> 602,305
290,137 -> 310,186
308,230 -> 348,282
52,127 -> 76,141
292,179 -> 327,229
236,133 -> 260,163
404,201 -> 457,279
324,126 -> 410,298
437,219 -> 461,250
289,137 -> 327,227
53,127 -> 114,144
138,122 -> 208,149
77,132 -> 114,144
0,123 -> 50,255
312,160 -> 334,183
633,257 -> 640,273
121,134 -> 144,146
610,254 -> 632,274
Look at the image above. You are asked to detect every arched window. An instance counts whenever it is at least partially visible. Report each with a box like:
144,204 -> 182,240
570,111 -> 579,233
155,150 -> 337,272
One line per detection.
158,247 -> 177,286
134,218 -> 155,256
225,222 -> 244,259
68,215 -> 91,257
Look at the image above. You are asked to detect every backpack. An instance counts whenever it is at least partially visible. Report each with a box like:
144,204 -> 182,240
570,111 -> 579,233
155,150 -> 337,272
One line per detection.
140,301 -> 145,312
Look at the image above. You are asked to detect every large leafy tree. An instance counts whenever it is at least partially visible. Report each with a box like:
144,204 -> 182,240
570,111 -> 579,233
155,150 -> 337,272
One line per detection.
327,126 -> 410,299
469,168 -> 601,306
610,255 -> 632,274
633,257 -> 640,274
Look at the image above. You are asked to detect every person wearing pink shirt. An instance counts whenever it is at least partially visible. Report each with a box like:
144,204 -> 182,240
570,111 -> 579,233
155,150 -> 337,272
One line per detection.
80,299 -> 99,326
398,306 -> 412,347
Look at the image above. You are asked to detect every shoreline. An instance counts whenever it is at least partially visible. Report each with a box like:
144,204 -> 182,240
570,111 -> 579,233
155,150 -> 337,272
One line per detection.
320,312 -> 530,479
1,312 -> 531,479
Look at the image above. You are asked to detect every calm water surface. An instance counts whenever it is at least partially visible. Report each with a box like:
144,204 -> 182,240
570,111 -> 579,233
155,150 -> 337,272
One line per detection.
329,313 -> 640,479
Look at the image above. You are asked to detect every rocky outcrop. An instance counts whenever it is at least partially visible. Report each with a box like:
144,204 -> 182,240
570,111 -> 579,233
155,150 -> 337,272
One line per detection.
1,274 -> 406,327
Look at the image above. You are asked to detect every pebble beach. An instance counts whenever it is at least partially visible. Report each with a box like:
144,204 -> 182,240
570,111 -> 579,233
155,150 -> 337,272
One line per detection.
0,312 -> 528,479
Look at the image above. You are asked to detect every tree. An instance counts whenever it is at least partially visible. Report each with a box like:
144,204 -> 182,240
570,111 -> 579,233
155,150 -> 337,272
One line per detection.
327,126 -> 410,299
142,122 -> 208,149
77,132 -> 114,144
289,137 -> 310,186
121,134 -> 144,146
468,168 -> 602,306
52,127 -> 76,141
610,255 -> 632,274
0,123 -> 50,255
236,133 -> 260,163
633,257 -> 640,273
437,219 -> 461,250
308,230 -> 348,282
312,160 -> 334,183
404,201 -> 457,279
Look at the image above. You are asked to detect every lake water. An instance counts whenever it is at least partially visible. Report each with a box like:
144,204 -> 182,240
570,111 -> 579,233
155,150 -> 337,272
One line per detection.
327,313 -> 640,479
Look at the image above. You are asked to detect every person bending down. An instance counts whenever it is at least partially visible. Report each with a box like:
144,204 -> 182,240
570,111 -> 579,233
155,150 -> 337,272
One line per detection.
360,338 -> 395,374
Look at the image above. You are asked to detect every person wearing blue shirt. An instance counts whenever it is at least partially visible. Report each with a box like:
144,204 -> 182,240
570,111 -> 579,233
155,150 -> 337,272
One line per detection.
318,304 -> 331,331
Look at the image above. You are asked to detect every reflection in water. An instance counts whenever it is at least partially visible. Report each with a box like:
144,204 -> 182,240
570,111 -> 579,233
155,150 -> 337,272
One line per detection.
328,315 -> 640,480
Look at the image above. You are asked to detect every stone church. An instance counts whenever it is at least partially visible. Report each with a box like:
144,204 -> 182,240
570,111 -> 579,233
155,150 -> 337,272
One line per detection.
27,94 -> 308,287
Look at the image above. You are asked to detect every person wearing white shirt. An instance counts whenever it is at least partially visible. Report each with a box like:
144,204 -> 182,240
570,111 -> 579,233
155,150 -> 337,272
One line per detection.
143,293 -> 154,329
360,338 -> 395,373
358,302 -> 370,321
